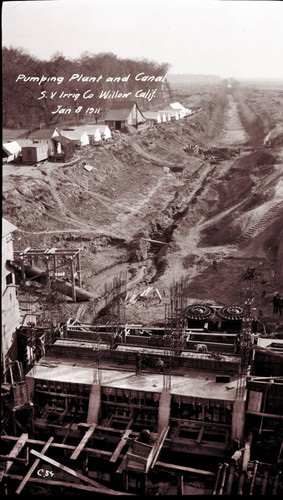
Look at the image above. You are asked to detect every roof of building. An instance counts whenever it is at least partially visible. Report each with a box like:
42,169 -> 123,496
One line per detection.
159,109 -> 178,116
165,102 -> 191,114
15,139 -> 34,147
59,128 -> 88,140
2,218 -> 17,238
28,128 -> 59,140
143,111 -> 161,119
3,141 -> 21,155
52,135 -> 72,145
3,129 -> 30,142
22,143 -> 48,149
83,124 -> 110,132
104,101 -> 145,121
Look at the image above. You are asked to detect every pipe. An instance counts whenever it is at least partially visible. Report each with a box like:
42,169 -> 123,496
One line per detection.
260,470 -> 269,496
249,460 -> 259,495
213,463 -> 223,495
51,279 -> 94,301
7,260 -> 94,301
225,464 -> 236,495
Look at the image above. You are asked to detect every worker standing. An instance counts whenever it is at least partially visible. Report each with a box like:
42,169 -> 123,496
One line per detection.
136,352 -> 142,375
156,357 -> 164,372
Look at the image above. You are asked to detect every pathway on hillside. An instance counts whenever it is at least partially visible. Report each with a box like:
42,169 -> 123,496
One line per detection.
216,95 -> 248,147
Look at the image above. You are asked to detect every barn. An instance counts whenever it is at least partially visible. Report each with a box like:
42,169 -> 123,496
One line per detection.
104,101 -> 146,130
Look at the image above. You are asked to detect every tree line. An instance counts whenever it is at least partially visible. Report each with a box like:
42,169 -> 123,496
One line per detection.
3,47 -> 171,129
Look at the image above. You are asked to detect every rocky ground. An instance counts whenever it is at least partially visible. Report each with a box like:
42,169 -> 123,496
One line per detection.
3,89 -> 283,335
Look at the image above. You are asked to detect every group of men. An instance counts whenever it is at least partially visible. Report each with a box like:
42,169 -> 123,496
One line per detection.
273,292 -> 283,315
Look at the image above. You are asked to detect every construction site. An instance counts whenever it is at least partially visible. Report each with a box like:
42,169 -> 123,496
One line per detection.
2,85 -> 283,496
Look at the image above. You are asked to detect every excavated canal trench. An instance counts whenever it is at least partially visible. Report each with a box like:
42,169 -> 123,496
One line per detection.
8,94 -> 282,326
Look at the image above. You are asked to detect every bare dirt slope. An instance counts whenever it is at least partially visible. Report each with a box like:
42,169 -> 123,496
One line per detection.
3,90 -> 283,331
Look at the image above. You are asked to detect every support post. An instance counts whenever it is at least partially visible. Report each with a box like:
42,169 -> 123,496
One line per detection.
70,258 -> 76,302
77,251 -> 82,288
20,257 -> 26,283
45,257 -> 50,289
225,464 -> 236,495
177,474 -> 184,495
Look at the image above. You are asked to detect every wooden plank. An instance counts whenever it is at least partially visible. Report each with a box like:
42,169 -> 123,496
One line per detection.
6,474 -> 134,495
116,454 -> 127,474
248,391 -> 263,412
30,449 -> 121,493
0,436 -> 113,458
196,426 -> 205,444
5,433 -> 28,474
246,411 -> 283,419
110,429 -> 132,463
146,427 -> 170,472
155,461 -> 215,476
70,423 -> 96,460
0,455 -> 27,464
15,436 -> 54,495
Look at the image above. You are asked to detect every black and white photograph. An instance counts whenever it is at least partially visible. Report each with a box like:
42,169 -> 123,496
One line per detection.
1,0 -> 283,496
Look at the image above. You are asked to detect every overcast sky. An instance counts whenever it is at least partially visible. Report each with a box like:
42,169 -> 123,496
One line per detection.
2,0 -> 283,79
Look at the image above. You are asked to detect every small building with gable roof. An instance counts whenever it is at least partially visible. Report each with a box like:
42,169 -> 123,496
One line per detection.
104,101 -> 146,130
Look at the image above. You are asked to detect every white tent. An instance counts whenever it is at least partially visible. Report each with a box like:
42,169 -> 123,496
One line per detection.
59,127 -> 89,146
93,124 -> 112,140
164,102 -> 192,118
143,111 -> 162,124
3,141 -> 22,162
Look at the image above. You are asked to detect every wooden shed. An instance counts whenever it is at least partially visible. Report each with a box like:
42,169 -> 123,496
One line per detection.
51,136 -> 75,162
27,128 -> 61,156
104,101 -> 146,130
21,143 -> 49,163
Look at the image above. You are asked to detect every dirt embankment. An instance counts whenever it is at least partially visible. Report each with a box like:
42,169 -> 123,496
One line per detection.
3,88 -> 283,330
